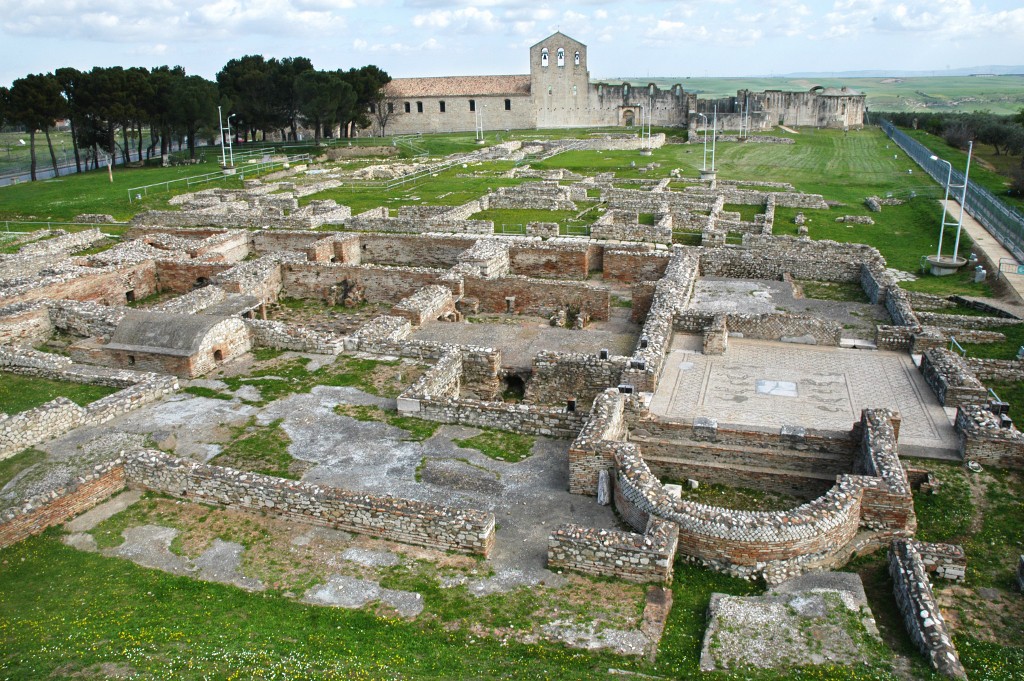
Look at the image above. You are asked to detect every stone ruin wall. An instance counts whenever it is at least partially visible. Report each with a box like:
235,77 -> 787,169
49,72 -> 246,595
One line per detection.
0,451 -> 496,557
919,348 -> 990,409
628,417 -> 857,500
563,395 -> 915,584
889,538 -> 968,679
955,405 -> 1024,469
674,310 -> 842,347
125,450 -> 495,556
524,350 -> 630,409
0,347 -> 179,459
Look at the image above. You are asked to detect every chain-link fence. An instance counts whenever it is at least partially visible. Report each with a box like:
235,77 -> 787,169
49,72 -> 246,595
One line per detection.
881,120 -> 1024,261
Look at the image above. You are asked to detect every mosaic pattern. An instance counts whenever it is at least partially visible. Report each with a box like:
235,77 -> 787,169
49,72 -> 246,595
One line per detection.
650,336 -> 957,455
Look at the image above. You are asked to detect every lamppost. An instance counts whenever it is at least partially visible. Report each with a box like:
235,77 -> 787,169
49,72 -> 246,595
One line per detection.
690,111 -> 709,170
927,141 -> 973,275
710,103 -> 718,172
227,114 -> 236,168
218,105 -> 227,167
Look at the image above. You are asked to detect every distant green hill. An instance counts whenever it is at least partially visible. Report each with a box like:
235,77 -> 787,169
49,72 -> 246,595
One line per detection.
604,75 -> 1024,116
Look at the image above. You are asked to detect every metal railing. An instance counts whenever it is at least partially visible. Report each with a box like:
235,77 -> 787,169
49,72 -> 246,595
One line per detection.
881,120 -> 1024,262
126,154 -> 311,202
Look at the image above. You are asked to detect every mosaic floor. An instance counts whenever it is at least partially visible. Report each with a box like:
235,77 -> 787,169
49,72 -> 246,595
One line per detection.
650,335 -> 959,458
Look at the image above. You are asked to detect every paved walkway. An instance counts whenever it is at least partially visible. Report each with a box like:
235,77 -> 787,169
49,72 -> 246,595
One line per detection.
941,199 -> 1024,306
650,335 -> 960,459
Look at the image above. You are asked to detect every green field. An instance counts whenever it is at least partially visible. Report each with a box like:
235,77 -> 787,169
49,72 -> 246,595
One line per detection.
618,75 -> 1024,116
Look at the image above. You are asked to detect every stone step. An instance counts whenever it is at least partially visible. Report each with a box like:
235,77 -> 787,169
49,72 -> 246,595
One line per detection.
630,434 -> 853,465
839,338 -> 878,350
640,452 -> 839,483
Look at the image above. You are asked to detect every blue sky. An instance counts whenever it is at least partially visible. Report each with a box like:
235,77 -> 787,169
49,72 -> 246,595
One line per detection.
1,0 -> 1022,85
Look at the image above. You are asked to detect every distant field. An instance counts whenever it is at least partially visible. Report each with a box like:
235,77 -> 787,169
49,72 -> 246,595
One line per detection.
610,75 -> 1024,116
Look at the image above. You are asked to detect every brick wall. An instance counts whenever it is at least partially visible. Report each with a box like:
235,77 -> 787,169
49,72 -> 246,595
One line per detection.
0,463 -> 126,549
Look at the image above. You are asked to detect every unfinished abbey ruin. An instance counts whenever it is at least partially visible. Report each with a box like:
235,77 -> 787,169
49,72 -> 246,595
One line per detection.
374,32 -> 867,135
2,129 -> 1020,676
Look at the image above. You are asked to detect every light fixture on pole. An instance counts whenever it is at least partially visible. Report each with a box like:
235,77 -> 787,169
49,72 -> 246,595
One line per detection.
710,103 -> 717,172
925,141 -> 973,276
218,106 -> 227,167
227,114 -> 237,168
689,110 -> 709,170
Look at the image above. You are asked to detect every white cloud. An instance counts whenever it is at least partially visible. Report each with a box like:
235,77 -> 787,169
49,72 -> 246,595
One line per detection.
412,6 -> 499,31
0,0 -> 350,43
824,0 -> 1024,39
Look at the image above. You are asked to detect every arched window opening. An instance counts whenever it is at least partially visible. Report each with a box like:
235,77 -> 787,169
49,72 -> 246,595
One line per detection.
572,85 -> 577,96
404,101 -> 411,113
439,101 -> 446,113
574,51 -> 580,65
504,99 -> 511,111
541,48 -> 549,67
469,99 -> 476,112
556,48 -> 565,67
213,349 -> 224,362
548,86 -> 552,95
387,102 -> 394,113
416,101 -> 423,113
502,373 -> 526,401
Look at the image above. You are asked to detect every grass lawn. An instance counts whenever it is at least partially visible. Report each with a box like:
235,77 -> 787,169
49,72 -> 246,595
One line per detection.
0,531 -> 946,681
0,373 -> 118,413
453,428 -> 535,462
0,447 -> 46,488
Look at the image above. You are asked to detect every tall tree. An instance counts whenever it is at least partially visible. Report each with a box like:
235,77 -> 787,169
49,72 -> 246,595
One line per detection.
296,70 -> 354,145
171,75 -> 219,159
217,55 -> 279,141
273,57 -> 314,141
54,67 -> 84,173
338,65 -> 390,137
8,73 -> 66,180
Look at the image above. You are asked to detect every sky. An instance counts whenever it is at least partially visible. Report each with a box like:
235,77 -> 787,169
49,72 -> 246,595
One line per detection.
1,0 -> 1023,86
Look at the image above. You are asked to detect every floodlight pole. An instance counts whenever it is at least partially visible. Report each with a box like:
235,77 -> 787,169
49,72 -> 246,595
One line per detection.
228,114 -> 236,168
710,104 -> 718,172
218,106 -> 227,167
692,111 -> 709,170
951,141 -> 973,262
930,154 -> 953,260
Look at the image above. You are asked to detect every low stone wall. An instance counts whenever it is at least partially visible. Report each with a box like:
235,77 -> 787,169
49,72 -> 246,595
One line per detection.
125,450 -> 495,556
889,538 -> 968,679
605,409 -> 913,583
547,516 -> 678,584
675,311 -> 842,346
464,275 -> 610,321
0,461 -> 127,549
524,350 -> 630,409
568,390 -> 627,495
920,348 -> 989,408
917,311 -> 1022,329
18,228 -> 105,256
956,405 -> 1024,469
702,237 -> 884,283
620,247 -> 700,393
965,357 -> 1024,383
245,319 -> 344,355
391,285 -> 456,326
0,348 -> 179,458
603,247 -> 670,284
912,540 -> 967,582
50,299 -> 127,340
0,302 -> 52,346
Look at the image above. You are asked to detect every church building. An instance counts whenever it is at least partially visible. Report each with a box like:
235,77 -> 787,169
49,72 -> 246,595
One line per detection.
368,32 -> 865,135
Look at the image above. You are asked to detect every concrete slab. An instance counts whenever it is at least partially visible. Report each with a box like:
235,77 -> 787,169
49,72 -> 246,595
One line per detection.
650,335 -> 959,458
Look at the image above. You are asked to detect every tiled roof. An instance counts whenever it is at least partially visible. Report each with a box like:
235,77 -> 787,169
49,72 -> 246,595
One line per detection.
386,75 -> 532,98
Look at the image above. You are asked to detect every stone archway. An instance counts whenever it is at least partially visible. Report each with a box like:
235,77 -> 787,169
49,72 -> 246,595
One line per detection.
622,109 -> 636,127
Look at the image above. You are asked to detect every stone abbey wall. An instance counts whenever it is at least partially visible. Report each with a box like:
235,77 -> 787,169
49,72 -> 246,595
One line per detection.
547,516 -> 678,584
524,350 -> 630,409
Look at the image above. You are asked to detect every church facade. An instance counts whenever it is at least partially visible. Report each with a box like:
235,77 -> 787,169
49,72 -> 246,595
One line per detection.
368,32 -> 865,136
